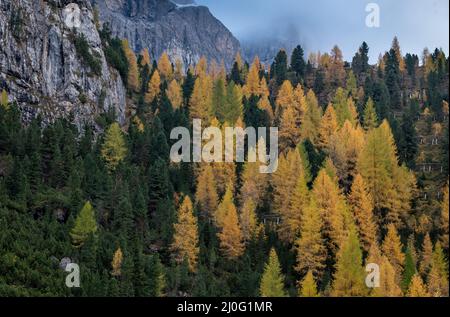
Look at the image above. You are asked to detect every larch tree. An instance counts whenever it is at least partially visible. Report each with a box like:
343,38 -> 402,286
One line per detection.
407,274 -> 430,297
367,244 -> 402,297
101,122 -> 127,171
295,198 -> 326,278
215,183 -> 234,227
363,97 -> 378,131
275,80 -> 295,119
145,70 -> 161,103
328,121 -> 365,190
300,89 -> 322,145
298,270 -> 319,297
239,198 -> 258,243
70,201 -> 98,248
174,58 -> 184,82
318,104 -> 339,151
331,227 -> 368,297
391,36 -> 406,72
279,105 -> 300,150
244,56 -> 261,98
257,96 -> 274,124
440,183 -> 449,249
111,247 -> 123,277
195,164 -> 219,219
271,149 -> 303,219
427,242 -> 449,297
333,87 -> 352,127
140,48 -> 151,67
166,79 -> 183,109
357,120 -> 413,229
189,74 -> 213,123
279,170 -> 309,244
170,196 -> 199,272
347,174 -> 377,252
238,145 -> 268,209
1,89 -> 8,109
158,52 -> 173,80
312,169 -> 348,258
419,233 -> 433,278
259,248 -> 287,297
258,77 -> 270,99
217,185 -> 244,259
329,45 -> 346,88
122,39 -> 140,92
382,224 -> 405,285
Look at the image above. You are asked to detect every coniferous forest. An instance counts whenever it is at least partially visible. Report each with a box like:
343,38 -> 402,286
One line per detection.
0,27 -> 449,297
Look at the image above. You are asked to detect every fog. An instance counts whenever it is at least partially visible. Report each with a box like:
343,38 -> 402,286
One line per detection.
196,0 -> 449,63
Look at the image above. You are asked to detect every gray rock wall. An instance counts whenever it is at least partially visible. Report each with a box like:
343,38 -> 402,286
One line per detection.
0,0 -> 127,129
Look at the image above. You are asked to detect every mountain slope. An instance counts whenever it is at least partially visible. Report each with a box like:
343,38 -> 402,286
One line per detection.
0,0 -> 127,128
91,0 -> 241,68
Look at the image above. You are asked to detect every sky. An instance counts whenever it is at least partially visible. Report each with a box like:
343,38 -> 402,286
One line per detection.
196,0 -> 449,63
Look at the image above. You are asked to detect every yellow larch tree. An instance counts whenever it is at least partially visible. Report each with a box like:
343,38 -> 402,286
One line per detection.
122,39 -> 140,92
295,198 -> 326,278
243,56 -> 261,97
312,169 -> 348,258
174,58 -> 184,82
275,80 -> 295,119
239,198 -> 259,243
258,77 -> 270,99
238,145 -> 268,209
145,70 -> 161,103
298,270 -> 319,297
440,182 -> 449,249
195,164 -> 219,219
328,121 -> 365,189
216,185 -> 244,259
195,56 -> 208,77
382,224 -> 405,285
366,244 -> 402,297
347,174 -> 377,252
257,96 -> 274,124
215,183 -> 235,227
407,274 -> 430,297
158,52 -> 173,80
271,149 -> 303,218
140,48 -> 151,67
189,74 -> 213,123
318,104 -> 339,151
419,233 -> 433,278
279,169 -> 309,244
300,89 -> 323,145
101,122 -> 127,171
170,196 -> 199,272
111,247 -> 123,277
166,79 -> 183,109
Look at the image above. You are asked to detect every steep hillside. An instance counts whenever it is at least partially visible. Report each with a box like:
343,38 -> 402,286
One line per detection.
0,0 -> 127,128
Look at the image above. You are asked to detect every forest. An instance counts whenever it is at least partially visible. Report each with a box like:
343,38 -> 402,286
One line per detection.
0,28 -> 448,297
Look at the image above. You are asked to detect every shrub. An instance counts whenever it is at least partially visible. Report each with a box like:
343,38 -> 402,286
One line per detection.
73,34 -> 102,77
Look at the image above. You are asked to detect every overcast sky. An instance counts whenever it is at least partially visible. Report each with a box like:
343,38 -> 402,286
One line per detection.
196,0 -> 449,63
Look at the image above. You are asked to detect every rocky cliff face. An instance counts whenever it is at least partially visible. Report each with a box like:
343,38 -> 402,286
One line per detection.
91,0 -> 241,69
0,0 -> 127,128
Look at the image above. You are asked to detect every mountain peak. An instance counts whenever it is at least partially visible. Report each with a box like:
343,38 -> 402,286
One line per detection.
93,0 -> 240,68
